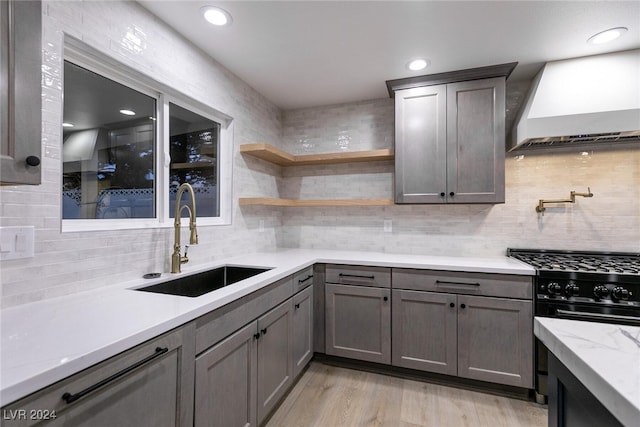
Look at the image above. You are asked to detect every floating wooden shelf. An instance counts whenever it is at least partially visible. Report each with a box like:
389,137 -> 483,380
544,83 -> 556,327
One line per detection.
240,143 -> 394,166
239,197 -> 394,207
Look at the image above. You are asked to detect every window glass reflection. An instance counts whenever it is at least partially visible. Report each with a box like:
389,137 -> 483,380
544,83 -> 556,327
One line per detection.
62,61 -> 156,219
169,103 -> 220,218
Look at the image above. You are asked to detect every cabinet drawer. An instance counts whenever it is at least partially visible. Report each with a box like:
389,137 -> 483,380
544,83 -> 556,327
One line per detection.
325,265 -> 391,288
293,266 -> 314,293
2,324 -> 195,427
392,268 -> 532,299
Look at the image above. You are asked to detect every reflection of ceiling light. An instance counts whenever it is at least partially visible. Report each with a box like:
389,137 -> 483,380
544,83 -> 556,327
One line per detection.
119,109 -> 136,116
406,58 -> 430,71
62,122 -> 74,128
588,27 -> 628,44
201,6 -> 232,26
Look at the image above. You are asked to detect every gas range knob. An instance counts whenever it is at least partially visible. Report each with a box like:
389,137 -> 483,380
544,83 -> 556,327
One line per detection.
547,282 -> 562,296
612,286 -> 631,301
593,285 -> 609,300
565,283 -> 580,297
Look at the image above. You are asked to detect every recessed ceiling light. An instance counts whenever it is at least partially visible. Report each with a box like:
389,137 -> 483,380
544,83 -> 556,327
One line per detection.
119,109 -> 136,116
588,27 -> 628,44
406,58 -> 430,71
62,122 -> 74,128
201,6 -> 232,26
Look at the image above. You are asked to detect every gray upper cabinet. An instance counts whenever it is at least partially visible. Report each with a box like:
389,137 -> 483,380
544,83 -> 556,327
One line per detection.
388,63 -> 516,204
3,324 -> 196,427
1,0 -> 42,185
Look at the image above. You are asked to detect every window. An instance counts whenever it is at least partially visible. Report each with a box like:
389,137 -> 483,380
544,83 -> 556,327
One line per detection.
62,61 -> 157,220
62,37 -> 232,231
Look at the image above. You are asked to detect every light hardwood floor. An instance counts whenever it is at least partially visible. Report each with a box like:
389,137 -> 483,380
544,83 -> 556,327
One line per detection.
265,362 -> 547,427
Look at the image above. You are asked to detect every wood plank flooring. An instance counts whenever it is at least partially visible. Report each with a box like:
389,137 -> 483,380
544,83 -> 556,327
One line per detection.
265,362 -> 547,427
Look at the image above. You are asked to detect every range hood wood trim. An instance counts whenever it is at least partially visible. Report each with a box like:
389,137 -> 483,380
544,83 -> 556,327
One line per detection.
386,62 -> 518,97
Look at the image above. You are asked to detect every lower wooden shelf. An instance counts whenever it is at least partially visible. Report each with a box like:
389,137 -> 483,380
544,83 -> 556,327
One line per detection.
239,197 -> 394,207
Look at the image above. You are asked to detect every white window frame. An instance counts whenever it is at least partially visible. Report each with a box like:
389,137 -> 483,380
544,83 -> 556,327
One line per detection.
61,36 -> 233,232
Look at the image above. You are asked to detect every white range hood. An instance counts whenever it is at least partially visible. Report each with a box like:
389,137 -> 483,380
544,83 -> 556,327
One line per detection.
510,49 -> 640,151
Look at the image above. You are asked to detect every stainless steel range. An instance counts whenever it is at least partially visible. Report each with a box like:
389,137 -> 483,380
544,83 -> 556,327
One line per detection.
507,248 -> 640,403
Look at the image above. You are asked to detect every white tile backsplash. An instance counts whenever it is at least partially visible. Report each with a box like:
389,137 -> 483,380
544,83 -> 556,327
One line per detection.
1,1 -> 638,308
0,0 -> 282,308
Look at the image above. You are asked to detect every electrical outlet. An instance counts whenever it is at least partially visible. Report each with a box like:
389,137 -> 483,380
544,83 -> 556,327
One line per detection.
0,226 -> 35,260
259,219 -> 265,233
383,219 -> 392,233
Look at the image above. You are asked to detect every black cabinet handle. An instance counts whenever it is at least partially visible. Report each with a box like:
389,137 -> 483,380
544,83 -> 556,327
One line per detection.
383,296 -> 388,302
261,328 -> 267,335
294,303 -> 300,309
460,303 -> 466,309
25,156 -> 40,167
449,302 -> 455,308
436,280 -> 480,287
254,333 -> 261,340
339,273 -> 375,280
298,275 -> 313,284
449,192 -> 455,197
62,347 -> 168,404
440,192 -> 445,197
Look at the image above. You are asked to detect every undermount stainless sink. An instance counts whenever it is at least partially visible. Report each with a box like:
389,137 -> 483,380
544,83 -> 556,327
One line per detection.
134,266 -> 272,297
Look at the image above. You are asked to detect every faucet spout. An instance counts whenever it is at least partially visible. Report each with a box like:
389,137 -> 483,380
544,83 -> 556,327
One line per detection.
171,183 -> 198,273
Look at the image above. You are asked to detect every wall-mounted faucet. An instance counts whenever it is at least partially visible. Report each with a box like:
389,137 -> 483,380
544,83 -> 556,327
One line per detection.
171,183 -> 198,273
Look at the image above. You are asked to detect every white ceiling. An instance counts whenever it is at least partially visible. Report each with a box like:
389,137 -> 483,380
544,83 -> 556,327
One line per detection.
138,1 -> 640,110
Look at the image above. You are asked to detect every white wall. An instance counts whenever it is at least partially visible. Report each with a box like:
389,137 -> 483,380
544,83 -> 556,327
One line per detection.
2,1 -> 639,308
279,100 -> 640,256
0,1 -> 283,307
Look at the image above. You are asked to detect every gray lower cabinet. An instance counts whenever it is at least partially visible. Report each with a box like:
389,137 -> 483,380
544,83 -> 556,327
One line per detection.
325,283 -> 391,364
392,290 -> 533,388
195,322 -> 258,427
256,299 -> 293,424
292,286 -> 314,378
194,293 -> 299,427
457,294 -> 533,387
391,289 -> 457,375
1,324 -> 195,427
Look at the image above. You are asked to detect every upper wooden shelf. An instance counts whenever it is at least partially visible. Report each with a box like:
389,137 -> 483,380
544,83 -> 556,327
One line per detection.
240,143 -> 394,166
239,197 -> 394,207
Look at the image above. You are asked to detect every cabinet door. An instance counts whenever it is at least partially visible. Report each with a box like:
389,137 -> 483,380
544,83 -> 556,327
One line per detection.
446,77 -> 505,203
325,283 -> 391,364
2,325 -> 195,427
394,85 -> 447,203
292,286 -> 314,378
0,0 -> 42,185
457,295 -> 533,388
256,299 -> 293,424
391,290 -> 457,375
195,322 -> 258,427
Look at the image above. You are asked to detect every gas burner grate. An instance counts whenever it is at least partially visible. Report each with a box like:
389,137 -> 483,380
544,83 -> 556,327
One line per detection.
509,250 -> 640,275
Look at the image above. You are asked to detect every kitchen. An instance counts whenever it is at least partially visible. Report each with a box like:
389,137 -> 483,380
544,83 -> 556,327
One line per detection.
1,1 -> 639,426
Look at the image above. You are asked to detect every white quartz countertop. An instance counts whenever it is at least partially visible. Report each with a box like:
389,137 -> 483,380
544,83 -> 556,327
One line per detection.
1,249 -> 533,406
534,317 -> 640,427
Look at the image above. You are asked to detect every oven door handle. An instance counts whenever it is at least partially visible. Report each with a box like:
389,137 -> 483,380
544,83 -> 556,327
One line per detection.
555,309 -> 640,325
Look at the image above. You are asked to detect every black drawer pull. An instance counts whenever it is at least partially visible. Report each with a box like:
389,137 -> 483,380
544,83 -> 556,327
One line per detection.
298,275 -> 313,284
295,303 -> 301,309
435,280 -> 480,287
254,333 -> 261,340
339,273 -> 375,280
261,328 -> 267,335
62,346 -> 169,404
449,302 -> 455,308
383,296 -> 388,302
